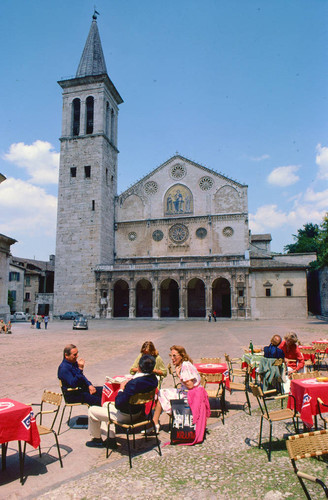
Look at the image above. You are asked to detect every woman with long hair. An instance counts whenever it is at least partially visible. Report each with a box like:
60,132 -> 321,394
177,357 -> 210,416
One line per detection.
152,344 -> 201,433
130,341 -> 167,379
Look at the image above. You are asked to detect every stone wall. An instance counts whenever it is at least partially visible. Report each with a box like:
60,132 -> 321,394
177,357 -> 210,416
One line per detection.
319,267 -> 328,317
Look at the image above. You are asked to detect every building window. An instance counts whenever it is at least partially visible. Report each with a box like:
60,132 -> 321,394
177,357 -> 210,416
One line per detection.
265,288 -> 271,297
72,98 -> 80,136
70,167 -> 77,178
25,276 -> 30,286
86,96 -> 94,134
106,102 -> 110,137
286,288 -> 292,297
84,166 -> 91,178
92,200 -> 95,211
9,272 -> 20,282
25,292 -> 30,301
111,109 -> 115,142
9,290 -> 16,300
238,289 -> 244,297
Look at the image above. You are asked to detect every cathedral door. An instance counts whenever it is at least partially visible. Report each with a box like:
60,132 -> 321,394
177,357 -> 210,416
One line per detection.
187,278 -> 205,317
113,280 -> 129,317
136,279 -> 152,317
212,278 -> 231,318
160,279 -> 179,317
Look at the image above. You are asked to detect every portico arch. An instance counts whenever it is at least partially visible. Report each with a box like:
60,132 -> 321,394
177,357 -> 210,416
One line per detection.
113,279 -> 129,317
187,278 -> 205,317
160,278 -> 179,317
136,279 -> 152,317
212,278 -> 231,317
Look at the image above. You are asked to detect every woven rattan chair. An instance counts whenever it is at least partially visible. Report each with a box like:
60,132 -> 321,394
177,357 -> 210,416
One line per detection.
251,384 -> 297,461
25,390 -> 63,467
286,430 -> 328,499
58,380 -> 89,434
291,371 -> 320,380
167,363 -> 181,388
225,354 -> 251,414
299,347 -> 318,372
199,372 -> 225,424
318,398 -> 328,429
106,389 -> 161,467
200,357 -> 223,364
312,342 -> 328,370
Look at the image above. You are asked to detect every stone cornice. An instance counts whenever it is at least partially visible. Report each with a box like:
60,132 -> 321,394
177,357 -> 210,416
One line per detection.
116,213 -> 248,227
59,133 -> 119,153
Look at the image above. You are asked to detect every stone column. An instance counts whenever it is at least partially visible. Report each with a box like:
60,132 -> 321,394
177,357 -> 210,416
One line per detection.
80,99 -> 86,135
106,283 -> 113,318
179,274 -> 186,319
230,272 -> 238,319
205,275 -> 212,318
129,281 -> 136,318
152,277 -> 159,319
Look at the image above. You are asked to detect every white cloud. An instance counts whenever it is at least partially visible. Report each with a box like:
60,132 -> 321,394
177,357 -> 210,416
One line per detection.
267,165 -> 300,187
249,204 -> 289,233
3,140 -> 59,185
0,177 -> 57,238
250,154 -> 270,162
316,143 -> 328,180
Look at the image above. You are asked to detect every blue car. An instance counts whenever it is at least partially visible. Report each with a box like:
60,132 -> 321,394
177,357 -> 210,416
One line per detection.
60,311 -> 82,320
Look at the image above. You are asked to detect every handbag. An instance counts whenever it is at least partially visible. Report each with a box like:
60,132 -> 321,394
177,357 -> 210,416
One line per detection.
170,398 -> 195,444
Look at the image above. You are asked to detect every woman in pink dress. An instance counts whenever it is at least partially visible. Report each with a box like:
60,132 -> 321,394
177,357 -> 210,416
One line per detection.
152,344 -> 200,432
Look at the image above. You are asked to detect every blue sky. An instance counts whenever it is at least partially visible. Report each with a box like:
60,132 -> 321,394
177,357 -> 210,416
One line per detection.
0,0 -> 327,260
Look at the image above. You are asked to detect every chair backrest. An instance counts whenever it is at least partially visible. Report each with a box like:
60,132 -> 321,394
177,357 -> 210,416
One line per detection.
286,429 -> 328,461
200,357 -> 222,364
42,390 -> 62,407
129,389 -> 156,406
167,363 -> 180,388
299,348 -> 316,355
273,358 -> 284,366
250,384 -> 263,398
199,373 -> 223,385
291,371 -> 320,380
312,342 -> 328,351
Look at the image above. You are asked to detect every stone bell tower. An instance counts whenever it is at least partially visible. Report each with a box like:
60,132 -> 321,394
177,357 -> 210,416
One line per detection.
54,14 -> 123,316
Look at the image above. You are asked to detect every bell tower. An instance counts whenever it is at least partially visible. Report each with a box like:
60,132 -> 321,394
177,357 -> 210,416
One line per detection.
54,15 -> 123,316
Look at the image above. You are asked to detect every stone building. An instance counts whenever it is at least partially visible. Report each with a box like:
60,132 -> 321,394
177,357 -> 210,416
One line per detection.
54,16 -> 314,320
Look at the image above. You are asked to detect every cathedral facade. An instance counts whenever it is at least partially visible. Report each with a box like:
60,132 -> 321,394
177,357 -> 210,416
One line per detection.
54,17 -> 314,320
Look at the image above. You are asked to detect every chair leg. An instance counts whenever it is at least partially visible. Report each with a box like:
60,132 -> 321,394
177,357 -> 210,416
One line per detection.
126,429 -> 132,468
268,421 -> 272,462
52,430 -> 63,468
245,390 -> 251,415
152,421 -> 162,457
18,441 -> 24,484
67,406 -> 73,427
259,415 -> 263,449
58,406 -> 66,435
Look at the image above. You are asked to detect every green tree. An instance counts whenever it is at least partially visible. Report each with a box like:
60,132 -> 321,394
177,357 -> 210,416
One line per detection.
284,222 -> 320,254
7,290 -> 14,312
316,214 -> 328,268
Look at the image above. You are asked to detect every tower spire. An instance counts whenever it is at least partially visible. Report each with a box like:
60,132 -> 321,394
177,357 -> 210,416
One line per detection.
76,15 -> 107,78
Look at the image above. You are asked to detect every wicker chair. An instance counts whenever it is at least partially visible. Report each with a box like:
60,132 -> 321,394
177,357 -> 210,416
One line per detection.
199,372 -> 225,424
251,384 -> 297,461
286,430 -> 328,499
299,347 -> 318,372
318,398 -> 328,429
225,354 -> 251,414
312,342 -> 328,370
291,371 -> 320,380
25,390 -> 63,467
167,363 -> 181,388
106,389 -> 161,467
200,357 -> 223,364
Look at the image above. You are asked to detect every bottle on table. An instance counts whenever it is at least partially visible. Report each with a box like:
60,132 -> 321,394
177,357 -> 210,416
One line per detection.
249,340 -> 254,354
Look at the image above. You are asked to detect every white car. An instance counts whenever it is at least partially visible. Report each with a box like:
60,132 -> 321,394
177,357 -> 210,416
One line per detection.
13,312 -> 27,321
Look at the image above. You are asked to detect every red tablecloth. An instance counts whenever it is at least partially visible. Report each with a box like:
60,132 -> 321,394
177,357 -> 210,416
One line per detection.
194,363 -> 230,390
288,379 -> 328,428
101,381 -> 122,405
0,398 -> 40,448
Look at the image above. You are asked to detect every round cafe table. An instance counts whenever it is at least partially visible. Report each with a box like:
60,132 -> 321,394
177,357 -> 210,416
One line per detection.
194,362 -> 230,389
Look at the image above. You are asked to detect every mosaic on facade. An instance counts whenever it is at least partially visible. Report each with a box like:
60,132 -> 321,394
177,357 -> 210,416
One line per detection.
164,184 -> 193,216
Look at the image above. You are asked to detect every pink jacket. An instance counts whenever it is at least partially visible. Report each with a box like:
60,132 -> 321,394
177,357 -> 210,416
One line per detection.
184,386 -> 211,446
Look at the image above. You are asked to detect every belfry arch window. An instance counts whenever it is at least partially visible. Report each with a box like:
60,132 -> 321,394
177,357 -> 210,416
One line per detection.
72,98 -> 80,136
86,96 -> 94,134
111,109 -> 115,143
106,102 -> 110,137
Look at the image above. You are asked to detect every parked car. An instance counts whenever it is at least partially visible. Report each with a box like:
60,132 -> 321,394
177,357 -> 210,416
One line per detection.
12,312 -> 28,321
60,311 -> 82,320
73,316 -> 88,330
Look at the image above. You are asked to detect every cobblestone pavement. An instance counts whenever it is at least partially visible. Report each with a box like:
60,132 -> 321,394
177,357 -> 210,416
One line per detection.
1,318 -> 328,499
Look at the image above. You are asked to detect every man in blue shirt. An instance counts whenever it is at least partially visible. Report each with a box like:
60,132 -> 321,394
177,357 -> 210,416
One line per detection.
264,335 -> 285,359
58,344 -> 102,406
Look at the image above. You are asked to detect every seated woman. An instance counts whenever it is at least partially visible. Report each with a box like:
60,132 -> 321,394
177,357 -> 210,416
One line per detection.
152,344 -> 201,433
130,341 -> 167,383
264,335 -> 285,359
279,332 -> 304,378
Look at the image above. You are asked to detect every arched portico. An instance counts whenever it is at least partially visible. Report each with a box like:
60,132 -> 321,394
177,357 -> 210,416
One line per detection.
113,279 -> 129,317
187,278 -> 205,317
212,278 -> 231,317
160,278 -> 179,317
136,279 -> 152,317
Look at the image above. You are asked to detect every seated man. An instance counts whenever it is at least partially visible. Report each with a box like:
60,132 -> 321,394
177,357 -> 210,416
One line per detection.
58,344 -> 102,406
86,354 -> 158,448
264,335 -> 285,359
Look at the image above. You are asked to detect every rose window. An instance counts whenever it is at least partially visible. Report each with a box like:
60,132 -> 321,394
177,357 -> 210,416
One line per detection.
144,181 -> 158,195
199,176 -> 214,191
169,223 -> 189,243
170,164 -> 186,179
